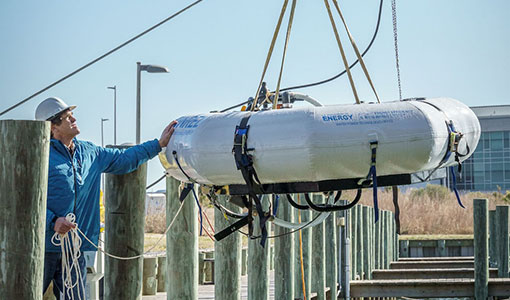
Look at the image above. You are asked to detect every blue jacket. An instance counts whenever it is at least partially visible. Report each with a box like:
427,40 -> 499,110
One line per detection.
45,138 -> 162,252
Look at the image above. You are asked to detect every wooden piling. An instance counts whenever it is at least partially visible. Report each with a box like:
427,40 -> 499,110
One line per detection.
496,205 -> 509,278
248,195 -> 271,300
375,209 -> 382,267
369,208 -> 375,277
104,149 -> 147,300
355,205 -> 364,279
325,207 -> 337,300
473,198 -> 489,299
312,194 -> 326,298
399,240 -> 409,258
214,195 -> 242,300
382,210 -> 389,269
362,206 -> 370,279
165,177 -> 198,299
274,194 -> 295,300
157,255 -> 167,292
241,248 -> 248,276
394,214 -> 399,261
438,240 -> 447,257
350,204 -> 358,280
388,211 -> 394,263
0,120 -> 50,300
338,200 -> 349,299
142,256 -> 158,295
295,195 -> 312,300
198,252 -> 206,284
489,210 -> 498,268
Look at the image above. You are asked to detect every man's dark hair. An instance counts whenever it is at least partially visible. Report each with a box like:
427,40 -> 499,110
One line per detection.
49,108 -> 70,125
49,108 -> 70,138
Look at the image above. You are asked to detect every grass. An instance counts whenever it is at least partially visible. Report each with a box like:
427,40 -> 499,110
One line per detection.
143,184 -> 510,250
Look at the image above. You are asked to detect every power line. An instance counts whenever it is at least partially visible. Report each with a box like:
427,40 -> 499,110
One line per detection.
0,0 -> 204,118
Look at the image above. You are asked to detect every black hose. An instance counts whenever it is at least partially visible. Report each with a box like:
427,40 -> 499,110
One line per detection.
304,189 -> 362,212
286,194 -> 310,210
206,194 -> 248,219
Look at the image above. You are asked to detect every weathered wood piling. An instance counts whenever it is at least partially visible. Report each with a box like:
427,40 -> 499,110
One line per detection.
274,194 -> 295,299
474,198 -> 489,299
214,195 -> 242,300
248,195 -> 271,300
0,120 -> 50,300
166,177 -> 198,299
104,147 -> 147,299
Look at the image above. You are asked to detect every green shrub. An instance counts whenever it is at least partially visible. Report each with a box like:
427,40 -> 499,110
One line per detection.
410,184 -> 451,201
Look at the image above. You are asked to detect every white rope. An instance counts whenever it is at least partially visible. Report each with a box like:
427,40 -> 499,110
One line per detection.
78,196 -> 187,260
51,214 -> 86,300
49,194 -> 187,299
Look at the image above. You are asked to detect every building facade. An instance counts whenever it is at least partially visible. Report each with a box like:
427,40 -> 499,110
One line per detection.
453,105 -> 510,191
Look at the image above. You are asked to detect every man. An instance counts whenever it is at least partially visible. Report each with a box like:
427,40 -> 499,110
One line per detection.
35,97 -> 176,299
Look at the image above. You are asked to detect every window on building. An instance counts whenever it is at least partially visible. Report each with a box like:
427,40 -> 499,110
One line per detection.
491,132 -> 504,151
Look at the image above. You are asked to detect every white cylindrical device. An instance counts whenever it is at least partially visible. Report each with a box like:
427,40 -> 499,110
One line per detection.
160,97 -> 480,186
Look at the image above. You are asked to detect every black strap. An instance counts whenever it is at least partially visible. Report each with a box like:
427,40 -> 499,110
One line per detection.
218,113 -> 270,247
214,215 -> 250,241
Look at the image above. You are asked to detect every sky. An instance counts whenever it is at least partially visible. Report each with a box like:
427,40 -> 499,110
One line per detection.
1,0 -> 509,192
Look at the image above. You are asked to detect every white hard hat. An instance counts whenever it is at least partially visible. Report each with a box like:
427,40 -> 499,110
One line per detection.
35,97 -> 77,121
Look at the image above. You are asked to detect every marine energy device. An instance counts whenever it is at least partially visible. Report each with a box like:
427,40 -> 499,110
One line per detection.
159,96 -> 480,244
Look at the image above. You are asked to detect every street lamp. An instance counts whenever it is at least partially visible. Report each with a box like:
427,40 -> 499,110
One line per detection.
101,118 -> 109,147
100,117 -> 109,193
107,85 -> 117,145
136,62 -> 169,144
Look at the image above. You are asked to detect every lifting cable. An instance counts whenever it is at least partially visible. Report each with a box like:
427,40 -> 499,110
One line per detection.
280,0 -> 383,92
218,0 -> 383,113
331,0 -> 381,103
273,0 -> 298,109
0,0 -> 204,117
323,0 -> 360,104
391,0 -> 403,101
251,0 -> 290,111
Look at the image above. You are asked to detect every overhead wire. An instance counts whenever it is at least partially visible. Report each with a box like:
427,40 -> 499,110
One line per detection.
217,0 -> 383,113
280,0 -> 383,92
0,0 -> 204,117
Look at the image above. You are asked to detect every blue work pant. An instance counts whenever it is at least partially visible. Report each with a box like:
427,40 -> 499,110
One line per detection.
43,252 -> 88,300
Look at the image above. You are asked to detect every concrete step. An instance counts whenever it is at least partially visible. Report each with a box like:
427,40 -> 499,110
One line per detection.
398,256 -> 474,262
350,278 -> 510,298
372,267 -> 498,280
390,260 -> 474,269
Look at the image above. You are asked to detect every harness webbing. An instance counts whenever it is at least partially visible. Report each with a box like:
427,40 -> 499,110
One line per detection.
172,151 -> 204,235
417,100 -> 470,208
357,141 -> 379,222
231,114 -> 270,247
368,142 -> 379,222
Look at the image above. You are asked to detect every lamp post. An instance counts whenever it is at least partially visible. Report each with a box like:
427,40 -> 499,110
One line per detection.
101,118 -> 109,147
136,61 -> 169,144
101,118 -> 109,192
107,85 -> 117,145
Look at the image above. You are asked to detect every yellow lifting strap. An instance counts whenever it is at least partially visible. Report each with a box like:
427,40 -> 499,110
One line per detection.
323,0 -> 360,104
252,0 -> 290,111
331,0 -> 381,103
273,0 -> 298,109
